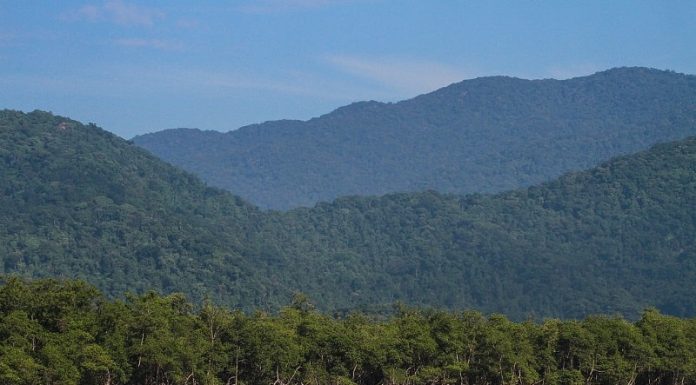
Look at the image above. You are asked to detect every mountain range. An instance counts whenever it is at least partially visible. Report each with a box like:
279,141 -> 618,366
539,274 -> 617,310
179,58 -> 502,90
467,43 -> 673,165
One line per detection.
2,109 -> 696,319
134,67 -> 696,209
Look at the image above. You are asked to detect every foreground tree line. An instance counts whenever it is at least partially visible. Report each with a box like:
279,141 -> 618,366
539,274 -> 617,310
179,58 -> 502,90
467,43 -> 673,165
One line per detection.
0,278 -> 695,385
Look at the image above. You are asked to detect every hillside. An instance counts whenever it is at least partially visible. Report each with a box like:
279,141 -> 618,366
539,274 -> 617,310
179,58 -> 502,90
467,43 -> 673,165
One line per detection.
2,110 -> 696,319
134,67 -> 696,209
263,137 -> 696,318
0,110 -> 278,307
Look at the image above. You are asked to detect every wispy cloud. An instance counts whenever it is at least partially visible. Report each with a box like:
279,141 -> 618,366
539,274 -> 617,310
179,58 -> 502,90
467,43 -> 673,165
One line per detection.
62,0 -> 164,26
238,0 -> 354,13
149,68 -> 364,100
114,38 -> 183,51
325,54 -> 472,95
545,63 -> 600,80
0,64 -> 376,103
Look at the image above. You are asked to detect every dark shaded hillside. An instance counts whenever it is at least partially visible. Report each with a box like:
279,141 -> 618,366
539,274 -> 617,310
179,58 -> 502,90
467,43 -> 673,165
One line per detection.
2,110 -> 696,319
264,137 -> 696,318
0,110 -> 277,307
134,67 -> 696,209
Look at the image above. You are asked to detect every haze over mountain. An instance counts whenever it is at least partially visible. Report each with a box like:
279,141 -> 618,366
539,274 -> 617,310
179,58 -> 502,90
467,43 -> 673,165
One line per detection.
3,110 -> 696,319
134,67 -> 696,209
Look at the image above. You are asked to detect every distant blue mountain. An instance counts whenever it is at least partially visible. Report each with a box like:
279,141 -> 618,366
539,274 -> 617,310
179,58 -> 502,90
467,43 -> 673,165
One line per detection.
134,67 -> 696,210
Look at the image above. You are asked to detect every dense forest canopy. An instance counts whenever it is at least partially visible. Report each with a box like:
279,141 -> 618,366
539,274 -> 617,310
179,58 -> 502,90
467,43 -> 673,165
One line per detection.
1,278 -> 695,385
134,67 -> 696,209
1,110 -> 696,319
0,110 -> 271,306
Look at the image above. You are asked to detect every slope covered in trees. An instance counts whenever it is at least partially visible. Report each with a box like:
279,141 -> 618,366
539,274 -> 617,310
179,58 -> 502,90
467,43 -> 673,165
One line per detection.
2,110 -> 696,319
0,110 -> 277,307
1,278 -> 696,385
254,136 -> 696,318
134,67 -> 696,209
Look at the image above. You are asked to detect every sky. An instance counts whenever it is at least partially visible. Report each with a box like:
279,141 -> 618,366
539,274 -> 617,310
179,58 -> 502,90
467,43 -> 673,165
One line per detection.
1,1 -> 695,138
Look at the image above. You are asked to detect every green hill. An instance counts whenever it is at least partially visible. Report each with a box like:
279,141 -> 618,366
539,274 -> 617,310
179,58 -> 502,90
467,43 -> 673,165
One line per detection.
134,67 -> 696,209
264,138 -> 696,318
2,110 -> 696,319
0,110 -> 278,307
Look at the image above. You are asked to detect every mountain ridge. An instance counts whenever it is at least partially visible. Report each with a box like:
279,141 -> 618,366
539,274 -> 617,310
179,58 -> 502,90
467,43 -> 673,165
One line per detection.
133,67 -> 696,209
4,109 -> 696,319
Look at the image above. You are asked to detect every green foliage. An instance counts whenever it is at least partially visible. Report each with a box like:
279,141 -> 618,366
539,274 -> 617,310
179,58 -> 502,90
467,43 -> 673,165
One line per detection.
0,109 -> 275,308
2,109 -> 696,319
134,67 -> 696,209
1,279 -> 696,385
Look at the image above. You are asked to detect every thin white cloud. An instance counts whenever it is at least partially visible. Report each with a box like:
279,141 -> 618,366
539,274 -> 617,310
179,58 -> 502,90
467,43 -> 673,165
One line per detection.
62,0 -> 164,26
73,4 -> 100,21
0,65 -> 374,102
545,63 -> 601,80
150,68 -> 368,100
239,0 -> 353,13
114,38 -> 183,51
325,54 -> 472,95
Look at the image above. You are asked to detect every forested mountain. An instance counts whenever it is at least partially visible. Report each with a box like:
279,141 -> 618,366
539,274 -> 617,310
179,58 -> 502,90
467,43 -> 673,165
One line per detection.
0,110 -> 274,307
2,110 -> 696,319
257,137 -> 696,318
134,67 -> 696,209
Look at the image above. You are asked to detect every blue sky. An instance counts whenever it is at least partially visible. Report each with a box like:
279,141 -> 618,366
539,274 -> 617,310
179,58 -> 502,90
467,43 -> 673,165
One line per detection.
1,1 -> 695,138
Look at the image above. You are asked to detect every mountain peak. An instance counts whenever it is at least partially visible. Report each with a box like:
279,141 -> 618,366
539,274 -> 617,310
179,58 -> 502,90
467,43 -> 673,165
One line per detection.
134,67 -> 696,209
5,109 -> 696,317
